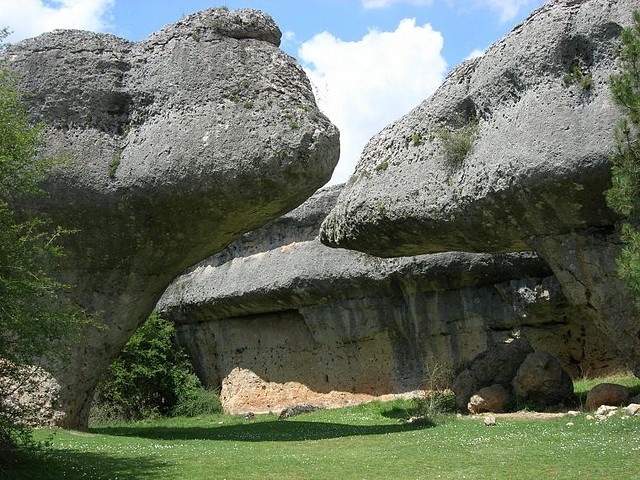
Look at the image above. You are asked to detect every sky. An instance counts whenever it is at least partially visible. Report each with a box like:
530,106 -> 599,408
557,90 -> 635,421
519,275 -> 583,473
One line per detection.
0,0 -> 547,184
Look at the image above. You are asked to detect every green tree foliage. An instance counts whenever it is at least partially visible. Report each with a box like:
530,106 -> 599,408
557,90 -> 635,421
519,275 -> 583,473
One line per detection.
606,11 -> 640,299
91,313 -> 221,424
0,30 -> 86,460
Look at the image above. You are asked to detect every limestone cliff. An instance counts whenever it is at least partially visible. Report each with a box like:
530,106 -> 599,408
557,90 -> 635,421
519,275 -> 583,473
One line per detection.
320,0 -> 640,375
5,8 -> 339,429
159,186 -> 623,414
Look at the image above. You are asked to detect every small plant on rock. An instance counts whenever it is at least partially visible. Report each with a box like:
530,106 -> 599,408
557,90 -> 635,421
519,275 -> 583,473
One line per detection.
435,117 -> 479,166
563,65 -> 594,90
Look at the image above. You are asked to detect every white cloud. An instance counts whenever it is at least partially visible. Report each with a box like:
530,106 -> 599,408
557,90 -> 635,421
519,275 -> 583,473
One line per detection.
472,0 -> 541,22
0,0 -> 114,43
361,0 -> 434,8
361,0 -> 541,22
299,18 -> 446,185
465,48 -> 485,61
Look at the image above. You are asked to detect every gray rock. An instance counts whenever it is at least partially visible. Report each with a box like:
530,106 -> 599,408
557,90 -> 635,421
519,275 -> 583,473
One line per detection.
512,349 -> 573,406
452,335 -> 533,411
5,7 -> 339,429
623,403 -> 640,416
278,404 -> 319,420
319,0 -> 640,375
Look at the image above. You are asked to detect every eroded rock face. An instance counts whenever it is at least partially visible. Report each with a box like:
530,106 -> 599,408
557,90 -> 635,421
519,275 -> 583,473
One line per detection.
5,8 -> 339,429
320,0 -> 640,375
159,185 -> 623,414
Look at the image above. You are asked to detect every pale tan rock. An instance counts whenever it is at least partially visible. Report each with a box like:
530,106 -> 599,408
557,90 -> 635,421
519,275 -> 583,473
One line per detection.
623,403 -> 640,416
468,384 -> 510,414
484,416 -> 497,426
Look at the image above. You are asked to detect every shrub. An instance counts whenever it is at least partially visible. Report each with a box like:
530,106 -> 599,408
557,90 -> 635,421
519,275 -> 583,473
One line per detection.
411,363 -> 455,420
435,118 -> 479,165
91,313 -> 219,423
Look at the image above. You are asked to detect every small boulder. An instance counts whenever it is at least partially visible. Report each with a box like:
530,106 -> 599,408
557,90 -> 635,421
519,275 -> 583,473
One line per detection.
484,416 -> 497,426
468,384 -> 510,414
586,383 -> 630,411
623,404 -> 640,416
512,350 -> 573,406
278,404 -> 319,420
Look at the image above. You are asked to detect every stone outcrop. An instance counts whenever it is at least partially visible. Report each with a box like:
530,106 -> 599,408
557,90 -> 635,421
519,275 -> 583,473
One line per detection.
5,8 -> 339,429
454,338 -> 573,411
158,185 -> 623,414
320,0 -> 640,375
512,350 -> 573,405
452,335 -> 533,411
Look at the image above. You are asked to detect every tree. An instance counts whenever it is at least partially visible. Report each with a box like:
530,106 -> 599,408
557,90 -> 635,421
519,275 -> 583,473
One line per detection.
91,313 -> 221,423
606,11 -> 640,299
0,30 -> 85,461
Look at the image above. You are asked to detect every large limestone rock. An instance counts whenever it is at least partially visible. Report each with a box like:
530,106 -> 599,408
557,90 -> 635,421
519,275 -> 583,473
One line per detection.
5,8 -> 339,429
320,0 -> 640,375
512,349 -> 573,405
158,185 -> 623,414
452,335 -> 533,411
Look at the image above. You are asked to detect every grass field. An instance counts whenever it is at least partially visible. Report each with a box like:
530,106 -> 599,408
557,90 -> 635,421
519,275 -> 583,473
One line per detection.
3,376 -> 640,480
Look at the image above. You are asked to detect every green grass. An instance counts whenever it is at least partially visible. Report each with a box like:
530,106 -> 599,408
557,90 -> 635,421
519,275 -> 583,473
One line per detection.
3,395 -> 640,480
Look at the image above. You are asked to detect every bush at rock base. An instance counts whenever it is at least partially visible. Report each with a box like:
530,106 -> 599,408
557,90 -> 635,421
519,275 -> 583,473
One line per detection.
90,314 -> 221,424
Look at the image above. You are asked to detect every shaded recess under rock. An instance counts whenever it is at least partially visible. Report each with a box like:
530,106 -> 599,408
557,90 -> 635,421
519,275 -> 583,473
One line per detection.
159,185 -> 624,414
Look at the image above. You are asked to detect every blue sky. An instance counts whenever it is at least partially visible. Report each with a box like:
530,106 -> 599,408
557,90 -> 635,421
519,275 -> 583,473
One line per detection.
1,0 -> 546,184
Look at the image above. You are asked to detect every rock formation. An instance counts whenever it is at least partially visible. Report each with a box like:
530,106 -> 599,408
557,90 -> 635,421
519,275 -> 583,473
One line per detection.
320,0 -> 640,375
512,349 -> 573,405
4,8 -> 339,429
158,185 -> 623,414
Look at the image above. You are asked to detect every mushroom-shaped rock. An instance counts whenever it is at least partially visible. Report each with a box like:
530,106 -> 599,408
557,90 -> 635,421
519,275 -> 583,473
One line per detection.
320,0 -> 640,375
5,8 -> 339,429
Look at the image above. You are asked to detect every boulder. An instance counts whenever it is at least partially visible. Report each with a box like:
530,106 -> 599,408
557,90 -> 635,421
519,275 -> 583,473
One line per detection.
468,384 -> 510,414
586,383 -> 631,410
452,335 -> 533,411
319,0 -> 640,375
5,7 -> 339,429
623,403 -> 640,416
159,186 -> 623,414
512,349 -> 573,406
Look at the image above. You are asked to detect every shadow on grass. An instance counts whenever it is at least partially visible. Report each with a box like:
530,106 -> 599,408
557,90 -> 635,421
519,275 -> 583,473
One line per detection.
1,449 -> 171,480
92,419 -> 434,442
